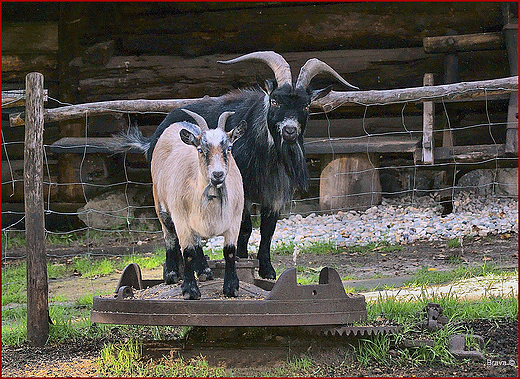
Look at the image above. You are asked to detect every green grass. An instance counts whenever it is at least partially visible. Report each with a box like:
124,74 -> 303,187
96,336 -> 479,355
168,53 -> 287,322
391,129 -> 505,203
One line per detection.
98,340 -> 226,377
446,238 -> 462,249
404,263 -> 513,287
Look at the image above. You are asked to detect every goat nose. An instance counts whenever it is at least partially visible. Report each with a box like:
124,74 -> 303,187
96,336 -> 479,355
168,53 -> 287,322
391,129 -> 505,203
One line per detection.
211,171 -> 225,185
282,125 -> 298,142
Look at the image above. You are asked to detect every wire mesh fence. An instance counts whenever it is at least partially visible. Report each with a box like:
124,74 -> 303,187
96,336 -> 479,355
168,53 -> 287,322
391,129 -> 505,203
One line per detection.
2,77 -> 518,264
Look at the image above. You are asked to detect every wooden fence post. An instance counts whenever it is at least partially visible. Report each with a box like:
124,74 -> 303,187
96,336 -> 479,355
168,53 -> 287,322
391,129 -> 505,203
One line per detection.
24,72 -> 49,346
422,73 -> 435,165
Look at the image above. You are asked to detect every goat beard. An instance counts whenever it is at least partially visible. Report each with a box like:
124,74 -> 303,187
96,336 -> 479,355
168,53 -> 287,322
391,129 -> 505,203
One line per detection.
201,183 -> 228,207
280,138 -> 309,193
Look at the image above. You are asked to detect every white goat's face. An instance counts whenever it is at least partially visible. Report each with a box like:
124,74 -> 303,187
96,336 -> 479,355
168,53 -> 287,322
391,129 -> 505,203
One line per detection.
197,129 -> 232,187
179,120 -> 246,188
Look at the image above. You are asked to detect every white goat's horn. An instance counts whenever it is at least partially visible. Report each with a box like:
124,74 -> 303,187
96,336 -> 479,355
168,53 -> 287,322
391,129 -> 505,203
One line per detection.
218,51 -> 292,88
217,111 -> 235,130
181,109 -> 209,131
296,58 -> 359,90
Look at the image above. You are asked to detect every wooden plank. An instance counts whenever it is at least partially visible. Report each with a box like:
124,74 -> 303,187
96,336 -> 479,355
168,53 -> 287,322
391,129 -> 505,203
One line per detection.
305,116 -> 423,138
24,72 -> 49,347
304,136 -> 420,155
433,144 -> 506,162
422,74 -> 435,164
423,32 -> 503,53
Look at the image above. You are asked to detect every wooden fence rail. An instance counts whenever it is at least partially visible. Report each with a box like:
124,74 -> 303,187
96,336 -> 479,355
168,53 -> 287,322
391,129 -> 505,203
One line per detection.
5,75 -> 518,126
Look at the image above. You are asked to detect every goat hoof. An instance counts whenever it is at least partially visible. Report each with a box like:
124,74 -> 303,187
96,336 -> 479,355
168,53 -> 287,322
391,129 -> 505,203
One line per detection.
181,280 -> 201,300
223,276 -> 239,297
197,267 -> 213,282
259,265 -> 276,280
164,270 -> 181,284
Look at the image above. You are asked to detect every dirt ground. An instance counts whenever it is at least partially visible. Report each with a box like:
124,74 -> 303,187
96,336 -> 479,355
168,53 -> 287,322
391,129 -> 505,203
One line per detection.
1,232 -> 518,377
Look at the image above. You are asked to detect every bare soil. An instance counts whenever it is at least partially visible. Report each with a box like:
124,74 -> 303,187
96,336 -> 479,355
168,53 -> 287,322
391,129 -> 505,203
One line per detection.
1,233 -> 518,377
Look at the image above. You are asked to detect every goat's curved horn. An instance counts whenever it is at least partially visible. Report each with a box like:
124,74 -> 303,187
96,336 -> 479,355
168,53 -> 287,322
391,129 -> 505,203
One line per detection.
296,58 -> 359,90
181,109 -> 209,131
218,51 -> 292,87
217,111 -> 235,130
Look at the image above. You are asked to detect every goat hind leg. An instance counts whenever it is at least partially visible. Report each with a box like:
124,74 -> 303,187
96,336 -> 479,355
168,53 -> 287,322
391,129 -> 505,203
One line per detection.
194,245 -> 213,281
160,210 -> 183,284
223,244 -> 239,297
236,208 -> 252,259
257,207 -> 277,279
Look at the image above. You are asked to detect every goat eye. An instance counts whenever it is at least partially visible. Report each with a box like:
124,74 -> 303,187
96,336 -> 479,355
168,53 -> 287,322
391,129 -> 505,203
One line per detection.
197,147 -> 203,153
270,98 -> 278,107
228,145 -> 233,151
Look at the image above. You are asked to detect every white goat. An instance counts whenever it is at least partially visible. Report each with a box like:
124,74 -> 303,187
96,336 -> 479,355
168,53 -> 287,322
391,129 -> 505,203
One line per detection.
151,109 -> 246,299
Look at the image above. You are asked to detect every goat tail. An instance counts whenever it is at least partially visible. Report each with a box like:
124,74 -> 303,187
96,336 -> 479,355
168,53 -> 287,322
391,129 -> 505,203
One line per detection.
108,127 -> 151,155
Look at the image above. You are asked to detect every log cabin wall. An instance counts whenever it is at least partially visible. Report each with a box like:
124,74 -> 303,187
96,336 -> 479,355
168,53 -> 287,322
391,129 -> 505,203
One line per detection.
2,2 -> 517,230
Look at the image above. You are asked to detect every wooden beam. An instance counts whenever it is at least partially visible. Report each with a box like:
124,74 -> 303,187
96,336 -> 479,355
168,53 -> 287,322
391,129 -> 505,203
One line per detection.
422,74 -> 435,164
423,32 -> 503,53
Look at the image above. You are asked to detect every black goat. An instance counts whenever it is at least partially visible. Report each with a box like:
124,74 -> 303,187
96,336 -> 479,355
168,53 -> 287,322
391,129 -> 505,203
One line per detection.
146,51 -> 358,280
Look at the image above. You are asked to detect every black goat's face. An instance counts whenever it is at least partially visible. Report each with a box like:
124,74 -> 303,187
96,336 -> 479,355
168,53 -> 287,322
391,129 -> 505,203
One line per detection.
267,84 -> 310,145
267,84 -> 331,146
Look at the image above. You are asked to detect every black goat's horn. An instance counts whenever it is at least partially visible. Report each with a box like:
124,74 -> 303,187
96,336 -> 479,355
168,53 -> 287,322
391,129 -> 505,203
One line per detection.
296,58 -> 359,90
217,111 -> 235,130
218,51 -> 292,88
181,109 -> 209,131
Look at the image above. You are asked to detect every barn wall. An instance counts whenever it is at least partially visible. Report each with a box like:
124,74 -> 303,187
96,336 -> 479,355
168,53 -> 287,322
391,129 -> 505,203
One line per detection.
1,2 -> 517,229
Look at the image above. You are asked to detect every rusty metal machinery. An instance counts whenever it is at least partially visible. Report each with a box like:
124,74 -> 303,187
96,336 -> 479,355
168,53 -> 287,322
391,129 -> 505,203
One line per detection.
91,263 -> 398,336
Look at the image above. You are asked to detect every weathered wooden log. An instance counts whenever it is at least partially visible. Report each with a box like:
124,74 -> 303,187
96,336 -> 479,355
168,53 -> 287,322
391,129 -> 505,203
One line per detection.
2,22 -> 58,54
16,76 -> 510,124
1,54 -> 57,81
423,32 -> 503,53
73,2 -> 504,56
67,47 -> 509,102
314,76 -> 518,112
24,72 -> 49,347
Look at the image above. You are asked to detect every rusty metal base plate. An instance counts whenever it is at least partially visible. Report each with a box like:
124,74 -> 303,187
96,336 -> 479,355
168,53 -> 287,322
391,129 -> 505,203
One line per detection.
91,263 -> 367,327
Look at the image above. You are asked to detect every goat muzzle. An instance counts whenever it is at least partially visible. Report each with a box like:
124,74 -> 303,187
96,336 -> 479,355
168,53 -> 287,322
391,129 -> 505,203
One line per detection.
282,125 -> 298,143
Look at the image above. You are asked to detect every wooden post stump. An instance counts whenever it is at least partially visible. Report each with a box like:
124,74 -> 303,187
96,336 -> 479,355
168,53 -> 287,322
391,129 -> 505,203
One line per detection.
319,153 -> 382,212
24,72 -> 49,346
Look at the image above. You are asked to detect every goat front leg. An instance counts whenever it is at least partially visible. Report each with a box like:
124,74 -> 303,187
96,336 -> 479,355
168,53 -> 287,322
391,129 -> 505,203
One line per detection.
257,207 -> 278,279
181,245 -> 201,300
236,207 -> 252,259
223,244 -> 239,297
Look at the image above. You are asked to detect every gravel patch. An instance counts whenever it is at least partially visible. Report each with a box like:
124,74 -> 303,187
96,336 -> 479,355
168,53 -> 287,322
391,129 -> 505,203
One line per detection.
206,193 -> 518,254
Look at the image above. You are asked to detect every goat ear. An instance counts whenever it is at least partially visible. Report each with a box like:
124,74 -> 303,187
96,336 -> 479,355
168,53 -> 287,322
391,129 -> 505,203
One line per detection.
179,128 -> 199,147
309,85 -> 333,101
227,120 -> 247,143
